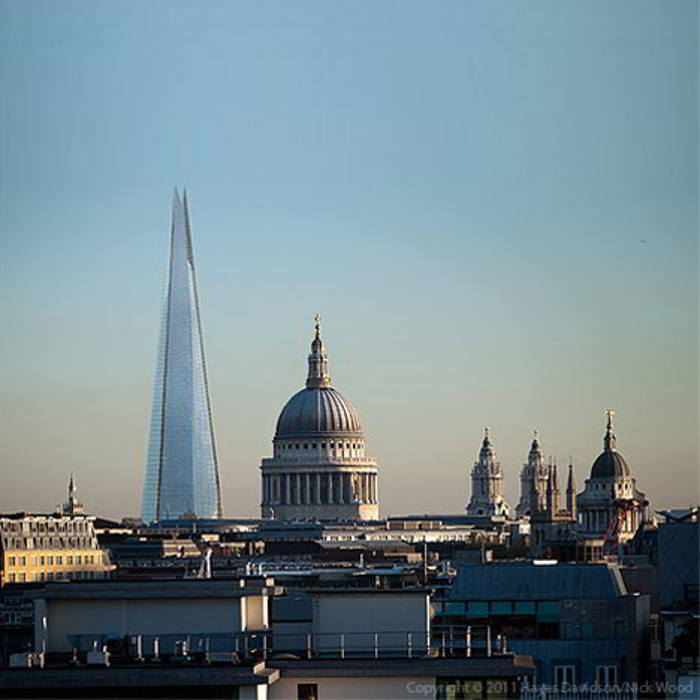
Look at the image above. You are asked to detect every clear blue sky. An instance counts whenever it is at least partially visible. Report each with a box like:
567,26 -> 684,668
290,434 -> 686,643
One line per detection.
1,0 -> 697,519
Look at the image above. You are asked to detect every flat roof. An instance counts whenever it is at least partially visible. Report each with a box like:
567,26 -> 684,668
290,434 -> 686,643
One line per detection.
30,580 -> 282,601
0,664 -> 279,692
269,655 -> 535,678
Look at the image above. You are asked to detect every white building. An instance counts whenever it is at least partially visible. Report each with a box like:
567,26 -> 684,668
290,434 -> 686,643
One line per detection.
576,411 -> 648,544
515,431 -> 549,519
465,429 -> 510,517
260,319 -> 379,521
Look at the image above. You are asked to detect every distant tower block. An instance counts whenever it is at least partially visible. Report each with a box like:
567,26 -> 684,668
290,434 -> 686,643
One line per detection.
141,190 -> 223,523
466,428 -> 510,517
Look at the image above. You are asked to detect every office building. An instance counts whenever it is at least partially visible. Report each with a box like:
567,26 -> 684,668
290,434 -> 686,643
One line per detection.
141,190 -> 223,523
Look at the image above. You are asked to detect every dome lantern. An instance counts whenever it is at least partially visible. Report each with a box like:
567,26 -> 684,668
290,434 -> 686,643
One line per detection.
306,314 -> 331,389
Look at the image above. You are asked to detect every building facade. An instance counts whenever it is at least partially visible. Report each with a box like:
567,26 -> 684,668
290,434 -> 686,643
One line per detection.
466,429 -> 510,517
141,190 -> 223,523
260,319 -> 379,521
438,561 -> 651,689
0,513 -> 113,586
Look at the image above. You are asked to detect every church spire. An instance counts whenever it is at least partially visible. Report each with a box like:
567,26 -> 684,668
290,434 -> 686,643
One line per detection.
566,462 -> 576,517
306,314 -> 331,388
529,430 -> 543,462
604,409 -> 617,451
63,473 -> 83,516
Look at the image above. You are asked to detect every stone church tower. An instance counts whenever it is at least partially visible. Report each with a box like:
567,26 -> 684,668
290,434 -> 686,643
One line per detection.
466,428 -> 510,517
515,431 -> 549,518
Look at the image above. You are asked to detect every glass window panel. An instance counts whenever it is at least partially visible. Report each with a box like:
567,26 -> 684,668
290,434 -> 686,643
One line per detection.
490,601 -> 512,615
537,601 -> 559,621
467,602 -> 489,617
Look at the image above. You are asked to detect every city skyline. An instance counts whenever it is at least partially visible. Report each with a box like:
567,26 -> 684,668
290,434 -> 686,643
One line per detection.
1,1 -> 697,520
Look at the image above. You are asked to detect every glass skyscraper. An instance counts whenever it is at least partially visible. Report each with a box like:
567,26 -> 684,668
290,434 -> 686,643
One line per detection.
141,190 -> 223,523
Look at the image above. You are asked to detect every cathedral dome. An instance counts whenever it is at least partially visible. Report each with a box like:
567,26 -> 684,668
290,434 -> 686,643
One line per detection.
274,316 -> 364,440
275,387 -> 363,438
590,411 -> 630,479
591,450 -> 630,479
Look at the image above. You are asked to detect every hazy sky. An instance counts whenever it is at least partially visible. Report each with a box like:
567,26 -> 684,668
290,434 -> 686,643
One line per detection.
1,0 -> 697,520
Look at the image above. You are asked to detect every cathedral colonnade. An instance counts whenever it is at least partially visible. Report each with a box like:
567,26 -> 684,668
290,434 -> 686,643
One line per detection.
261,470 -> 378,507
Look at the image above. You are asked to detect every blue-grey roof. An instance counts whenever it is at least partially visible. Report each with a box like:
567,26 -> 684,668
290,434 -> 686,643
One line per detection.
275,387 -> 363,438
449,563 -> 627,600
590,449 -> 630,479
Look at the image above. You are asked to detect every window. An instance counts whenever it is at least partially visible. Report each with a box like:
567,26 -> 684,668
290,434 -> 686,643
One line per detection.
19,573 -> 26,582
67,555 -> 73,565
19,556 -> 26,566
596,665 -> 617,687
56,556 -> 62,565
76,555 -> 81,564
467,602 -> 488,617
536,601 -> 559,622
445,601 -> 465,615
297,684 -> 318,700
31,556 -> 37,566
554,665 -> 575,688
8,573 -> 16,583
491,601 -> 513,615
8,556 -> 15,566
47,556 -> 53,565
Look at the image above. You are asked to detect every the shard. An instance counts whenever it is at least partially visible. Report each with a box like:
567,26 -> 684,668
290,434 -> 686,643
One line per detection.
141,190 -> 223,522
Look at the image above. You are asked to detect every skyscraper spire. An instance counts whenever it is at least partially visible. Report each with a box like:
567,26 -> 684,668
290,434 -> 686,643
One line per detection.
141,191 -> 223,522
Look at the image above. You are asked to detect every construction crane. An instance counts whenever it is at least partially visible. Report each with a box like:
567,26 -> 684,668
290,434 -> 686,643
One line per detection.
602,499 -> 641,556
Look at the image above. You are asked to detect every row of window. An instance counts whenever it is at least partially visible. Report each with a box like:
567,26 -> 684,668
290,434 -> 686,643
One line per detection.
1,612 -> 31,624
551,664 -> 618,688
5,536 -> 95,549
6,553 -> 102,567
1,520 -> 90,534
6,570 -> 107,583
436,600 -> 559,618
279,442 -> 363,451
